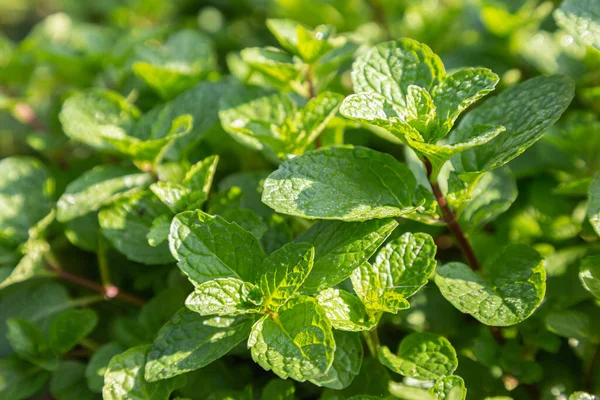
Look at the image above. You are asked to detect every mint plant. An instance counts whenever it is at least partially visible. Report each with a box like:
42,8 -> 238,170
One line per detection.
1,1 -> 600,399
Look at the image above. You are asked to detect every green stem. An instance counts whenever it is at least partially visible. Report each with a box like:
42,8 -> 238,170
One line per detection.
363,328 -> 381,357
97,236 -> 112,288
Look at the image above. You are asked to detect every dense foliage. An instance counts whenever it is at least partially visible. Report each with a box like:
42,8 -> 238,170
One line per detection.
1,0 -> 600,399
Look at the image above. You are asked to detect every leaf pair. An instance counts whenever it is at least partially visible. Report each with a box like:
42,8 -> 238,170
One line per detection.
340,38 -> 574,179
219,85 -> 342,161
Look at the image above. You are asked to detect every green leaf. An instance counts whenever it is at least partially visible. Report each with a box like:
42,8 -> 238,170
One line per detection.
262,146 -> 420,221
241,47 -> 300,86
64,213 -> 100,252
99,189 -> 173,265
0,157 -> 54,245
351,38 -> 445,106
185,278 -> 261,316
266,19 -> 337,63
0,239 -> 51,290
0,355 -> 49,400
450,75 -> 575,174
256,242 -> 314,311
316,288 -> 376,331
588,172 -> 600,237
295,218 -> 398,292
579,255 -> 600,300
546,310 -> 592,340
85,342 -> 125,393
183,155 -> 219,196
554,0 -> 600,49
219,209 -> 268,240
377,332 -> 458,381
132,30 -> 217,99
169,210 -> 266,285
48,308 -> 98,354
0,281 -> 72,358
219,86 -> 342,159
6,318 -> 58,371
59,89 -> 140,150
150,182 -> 193,214
310,331 -> 363,389
430,68 -> 499,139
147,214 -> 171,247
435,244 -> 546,326
103,345 -> 186,400
57,165 -> 153,222
569,392 -> 599,400
50,361 -> 95,400
248,296 -> 335,381
429,375 -> 467,400
145,309 -> 254,381
261,379 -> 295,400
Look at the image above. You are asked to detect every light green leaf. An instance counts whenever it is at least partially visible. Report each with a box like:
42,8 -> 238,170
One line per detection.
99,189 -> 173,265
169,210 -> 266,285
266,19 -> 337,63
147,214 -> 171,247
266,19 -> 300,55
569,392 -> 599,400
450,75 -> 575,174
261,379 -> 295,400
0,355 -> 49,400
219,209 -> 268,240
554,0 -> 600,49
316,288 -> 376,331
429,375 -> 467,400
183,155 -> 219,196
241,47 -> 300,86
295,218 -> 398,292
145,309 -> 254,381
6,318 -> 58,371
435,244 -> 545,326
248,296 -> 334,381
150,182 -> 193,214
588,172 -> 600,237
103,345 -> 186,400
579,255 -> 600,300
0,157 -> 54,245
257,242 -> 314,311
59,89 -> 140,150
48,308 -> 98,354
378,332 -> 458,381
132,30 -> 217,99
185,278 -> 261,316
0,239 -> 51,290
351,38 -> 445,106
430,68 -> 499,139
310,331 -> 363,389
262,146 -> 419,221
57,165 -> 153,222
85,342 -> 124,393
50,361 -> 95,400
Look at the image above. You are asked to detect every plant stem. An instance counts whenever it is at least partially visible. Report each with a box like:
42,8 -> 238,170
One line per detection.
424,158 -> 481,271
97,235 -> 112,288
306,64 -> 316,99
363,328 -> 381,357
43,255 -> 146,307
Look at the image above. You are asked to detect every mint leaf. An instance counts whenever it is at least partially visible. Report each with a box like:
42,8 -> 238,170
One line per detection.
103,345 -> 186,400
132,30 -> 216,99
241,47 -> 300,87
262,146 -> 419,221
296,218 -> 398,292
147,214 -> 171,247
59,89 -> 140,150
0,239 -> 51,290
266,19 -> 337,63
99,189 -> 173,265
450,75 -> 575,174
554,0 -> 600,49
579,255 -> 600,300
378,332 -> 458,381
546,310 -> 592,340
183,155 -> 219,196
48,308 -> 98,354
0,157 -> 54,245
256,242 -> 314,311
429,375 -> 467,400
435,244 -> 545,326
219,209 -> 268,240
185,278 -> 261,316
316,288 -> 376,331
150,182 -> 193,214
248,296 -> 334,381
85,342 -> 124,393
588,172 -> 600,237
310,331 -> 363,389
57,165 -> 153,222
169,210 -> 266,285
351,38 -> 444,104
7,318 -> 58,371
569,392 -> 599,400
50,361 -> 95,400
262,379 -> 295,400
0,355 -> 49,400
145,309 -> 253,381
